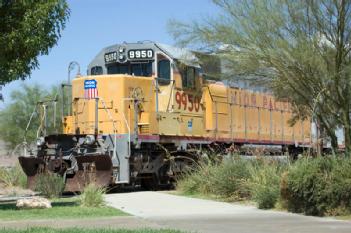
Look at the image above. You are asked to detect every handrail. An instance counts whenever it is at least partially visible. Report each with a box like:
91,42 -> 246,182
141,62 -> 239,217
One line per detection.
121,98 -> 134,157
99,97 -> 119,163
161,79 -> 176,112
153,78 -> 159,113
68,96 -> 134,159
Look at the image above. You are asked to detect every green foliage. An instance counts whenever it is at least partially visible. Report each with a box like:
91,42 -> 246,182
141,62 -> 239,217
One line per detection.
177,157 -> 251,201
177,157 -> 285,207
0,0 -> 70,84
210,158 -> 251,200
0,163 -> 27,188
178,155 -> 351,215
177,162 -> 217,196
169,0 -> 351,151
247,160 -> 283,209
0,228 -> 184,233
0,84 -> 63,149
281,156 -> 351,216
79,183 -> 106,207
34,173 -> 64,198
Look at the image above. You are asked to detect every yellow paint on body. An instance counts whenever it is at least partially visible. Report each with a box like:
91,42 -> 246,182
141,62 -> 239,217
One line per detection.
63,73 -> 310,145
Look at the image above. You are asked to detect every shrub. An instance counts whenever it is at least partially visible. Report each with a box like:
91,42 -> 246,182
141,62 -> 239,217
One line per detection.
327,158 -> 351,215
179,153 -> 351,216
247,160 -> 282,209
177,157 -> 251,200
177,162 -> 217,195
281,156 -> 351,216
79,183 -> 106,207
279,171 -> 289,209
0,163 -> 27,188
210,158 -> 251,200
282,157 -> 334,216
34,173 -> 65,198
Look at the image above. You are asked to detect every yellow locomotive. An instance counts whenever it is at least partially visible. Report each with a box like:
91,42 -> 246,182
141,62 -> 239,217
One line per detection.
19,42 -> 311,191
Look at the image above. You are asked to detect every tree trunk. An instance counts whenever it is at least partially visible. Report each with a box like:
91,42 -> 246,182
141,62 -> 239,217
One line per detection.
330,132 -> 338,155
322,123 -> 338,153
317,113 -> 338,155
343,110 -> 351,156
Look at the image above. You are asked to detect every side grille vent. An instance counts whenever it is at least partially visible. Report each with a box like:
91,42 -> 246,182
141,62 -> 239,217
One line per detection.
139,123 -> 150,134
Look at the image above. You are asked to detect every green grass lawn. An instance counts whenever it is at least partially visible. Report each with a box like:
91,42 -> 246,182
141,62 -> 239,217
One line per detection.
0,228 -> 185,233
0,198 -> 128,220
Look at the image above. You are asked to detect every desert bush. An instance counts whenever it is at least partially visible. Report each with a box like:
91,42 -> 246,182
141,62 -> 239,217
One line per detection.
0,163 -> 27,188
281,156 -> 351,216
177,162 -> 217,195
177,157 -> 251,200
34,173 -> 65,198
79,183 -> 106,207
179,153 -> 351,216
326,158 -> 351,215
210,158 -> 251,200
247,160 -> 282,209
281,157 -> 333,216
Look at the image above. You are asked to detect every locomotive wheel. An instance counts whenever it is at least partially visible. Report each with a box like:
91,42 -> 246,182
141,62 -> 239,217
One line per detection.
140,174 -> 158,190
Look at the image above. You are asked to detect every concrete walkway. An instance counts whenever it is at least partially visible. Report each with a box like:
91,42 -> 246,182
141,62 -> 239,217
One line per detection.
105,191 -> 351,233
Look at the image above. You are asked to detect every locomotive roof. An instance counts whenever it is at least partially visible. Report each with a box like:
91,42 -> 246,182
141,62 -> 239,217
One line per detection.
86,41 -> 266,92
156,43 -> 200,66
87,41 -> 200,73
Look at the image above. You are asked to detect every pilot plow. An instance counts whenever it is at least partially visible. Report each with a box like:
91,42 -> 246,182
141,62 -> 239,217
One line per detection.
19,153 -> 113,192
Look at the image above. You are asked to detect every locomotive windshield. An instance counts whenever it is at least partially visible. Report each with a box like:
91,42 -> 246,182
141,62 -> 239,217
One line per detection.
106,62 -> 152,77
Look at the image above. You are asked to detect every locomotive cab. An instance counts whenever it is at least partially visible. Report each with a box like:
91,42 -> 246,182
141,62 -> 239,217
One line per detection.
63,42 -> 204,137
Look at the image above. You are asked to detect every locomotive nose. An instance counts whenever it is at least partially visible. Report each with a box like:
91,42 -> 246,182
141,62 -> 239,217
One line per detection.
18,156 -> 45,190
19,156 -> 45,177
18,154 -> 113,192
65,154 -> 113,192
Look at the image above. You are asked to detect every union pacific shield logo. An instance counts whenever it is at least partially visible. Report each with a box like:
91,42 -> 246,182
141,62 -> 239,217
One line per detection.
84,79 -> 98,99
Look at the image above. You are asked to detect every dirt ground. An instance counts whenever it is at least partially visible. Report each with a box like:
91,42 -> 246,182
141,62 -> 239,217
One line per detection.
0,140 -> 33,197
0,140 -> 16,168
0,184 -> 35,197
0,156 -> 17,168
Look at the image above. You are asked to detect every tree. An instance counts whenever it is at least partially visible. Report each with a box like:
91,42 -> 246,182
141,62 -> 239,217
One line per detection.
169,0 -> 351,153
0,84 -> 62,149
0,0 -> 70,84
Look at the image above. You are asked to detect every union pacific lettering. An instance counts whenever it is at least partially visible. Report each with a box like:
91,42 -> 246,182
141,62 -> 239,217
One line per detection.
229,91 -> 291,111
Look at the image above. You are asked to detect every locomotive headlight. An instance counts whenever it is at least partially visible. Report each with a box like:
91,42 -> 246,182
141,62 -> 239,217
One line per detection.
118,54 -> 127,63
36,137 -> 45,147
84,135 -> 95,145
118,47 -> 125,53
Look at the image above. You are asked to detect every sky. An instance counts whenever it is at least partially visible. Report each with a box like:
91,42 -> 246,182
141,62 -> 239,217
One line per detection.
0,0 -> 220,109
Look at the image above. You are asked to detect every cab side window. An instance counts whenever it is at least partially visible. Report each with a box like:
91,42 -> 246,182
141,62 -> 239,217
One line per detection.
158,60 -> 171,85
183,67 -> 195,89
91,66 -> 103,75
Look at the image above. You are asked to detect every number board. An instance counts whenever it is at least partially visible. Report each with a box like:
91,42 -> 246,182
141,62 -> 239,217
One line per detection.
104,51 -> 117,63
128,49 -> 154,60
175,91 -> 202,112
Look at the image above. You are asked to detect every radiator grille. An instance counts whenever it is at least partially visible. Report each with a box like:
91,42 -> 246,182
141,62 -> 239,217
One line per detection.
139,124 -> 150,134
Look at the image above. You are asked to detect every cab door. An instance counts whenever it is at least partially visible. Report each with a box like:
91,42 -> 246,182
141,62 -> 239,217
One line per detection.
174,65 -> 204,137
156,54 -> 182,136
